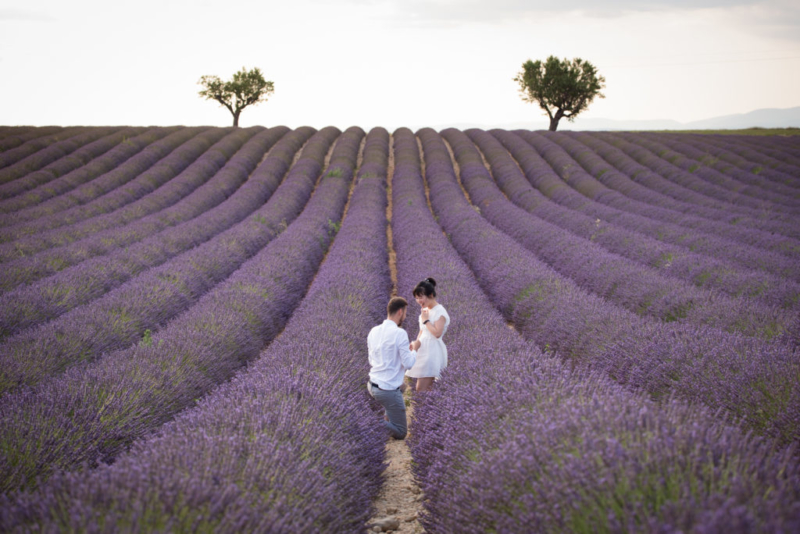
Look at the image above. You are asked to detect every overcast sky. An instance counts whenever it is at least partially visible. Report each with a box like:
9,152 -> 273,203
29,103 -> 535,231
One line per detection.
1,0 -> 798,129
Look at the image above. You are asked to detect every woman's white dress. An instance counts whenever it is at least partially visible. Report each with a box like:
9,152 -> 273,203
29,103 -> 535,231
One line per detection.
406,304 -> 450,379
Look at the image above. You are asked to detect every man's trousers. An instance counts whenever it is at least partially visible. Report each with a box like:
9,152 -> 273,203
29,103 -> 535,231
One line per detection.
368,382 -> 407,439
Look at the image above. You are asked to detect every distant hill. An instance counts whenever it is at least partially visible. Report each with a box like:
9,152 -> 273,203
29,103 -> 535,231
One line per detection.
680,107 -> 800,130
428,106 -> 800,132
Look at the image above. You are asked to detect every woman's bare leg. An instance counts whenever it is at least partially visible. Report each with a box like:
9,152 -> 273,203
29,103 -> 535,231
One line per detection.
416,377 -> 434,392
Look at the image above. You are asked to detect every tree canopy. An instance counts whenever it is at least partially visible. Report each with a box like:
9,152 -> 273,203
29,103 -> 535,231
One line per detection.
198,67 -> 275,127
514,56 -> 605,131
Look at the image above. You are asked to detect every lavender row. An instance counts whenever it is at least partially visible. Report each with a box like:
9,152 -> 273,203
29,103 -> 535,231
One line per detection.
517,130 -> 800,281
643,132 -> 800,203
390,128 -> 800,532
724,134 -> 800,174
0,127 -> 141,199
615,130 -> 800,211
0,127 -> 203,227
0,127 -> 91,176
0,126 -> 317,392
0,127 -> 389,532
0,126 -> 33,141
612,131 -> 800,214
628,131 -> 800,207
539,131 -> 800,257
698,134 -> 800,181
0,127 -> 294,337
573,131 -> 800,239
712,133 -> 800,180
548,129 -> 800,240
0,127 -> 63,153
745,136 -> 800,172
0,127 -> 236,268
1,130 -> 164,213
448,128 -> 793,339
488,129 -> 800,311
0,127 -> 362,495
0,130 -> 171,220
0,129 -> 260,295
0,127 -> 239,252
420,128 -> 800,447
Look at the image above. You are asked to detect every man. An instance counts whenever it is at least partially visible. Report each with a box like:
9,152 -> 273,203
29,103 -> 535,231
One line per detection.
367,296 -> 417,439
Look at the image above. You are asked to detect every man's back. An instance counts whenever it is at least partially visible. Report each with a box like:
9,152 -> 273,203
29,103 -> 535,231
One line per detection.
367,299 -> 417,440
368,319 -> 415,391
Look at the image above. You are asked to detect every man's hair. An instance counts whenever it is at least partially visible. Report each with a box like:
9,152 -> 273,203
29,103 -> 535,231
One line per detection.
387,296 -> 408,316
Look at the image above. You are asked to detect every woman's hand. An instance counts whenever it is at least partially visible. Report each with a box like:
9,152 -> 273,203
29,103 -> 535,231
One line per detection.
420,307 -> 430,321
410,340 -> 421,351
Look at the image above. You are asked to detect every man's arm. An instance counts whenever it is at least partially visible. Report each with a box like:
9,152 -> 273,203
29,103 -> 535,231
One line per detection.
366,328 -> 376,367
397,330 -> 416,370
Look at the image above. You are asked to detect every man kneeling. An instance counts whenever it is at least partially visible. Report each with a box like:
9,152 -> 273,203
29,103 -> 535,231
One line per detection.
367,297 -> 417,439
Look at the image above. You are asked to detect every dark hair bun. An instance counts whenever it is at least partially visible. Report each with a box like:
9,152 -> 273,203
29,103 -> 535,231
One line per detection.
413,278 -> 437,298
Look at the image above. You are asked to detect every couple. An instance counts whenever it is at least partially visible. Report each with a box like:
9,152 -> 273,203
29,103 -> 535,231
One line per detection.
367,278 -> 450,439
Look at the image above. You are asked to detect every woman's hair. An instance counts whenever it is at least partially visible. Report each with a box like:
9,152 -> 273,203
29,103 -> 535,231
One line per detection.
413,278 -> 437,298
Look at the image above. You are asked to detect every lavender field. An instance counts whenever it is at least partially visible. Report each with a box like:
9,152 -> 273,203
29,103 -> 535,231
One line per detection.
0,125 -> 799,532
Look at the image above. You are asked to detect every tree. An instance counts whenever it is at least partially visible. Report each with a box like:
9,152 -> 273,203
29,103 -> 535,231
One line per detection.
514,56 -> 605,131
198,67 -> 275,127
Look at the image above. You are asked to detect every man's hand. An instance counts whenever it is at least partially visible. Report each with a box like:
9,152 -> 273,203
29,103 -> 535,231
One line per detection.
410,340 -> 421,351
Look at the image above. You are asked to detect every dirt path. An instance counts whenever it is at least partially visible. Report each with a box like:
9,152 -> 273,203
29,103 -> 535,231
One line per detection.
387,134 -> 398,295
368,395 -> 424,533
442,136 -> 473,204
416,136 -> 434,217
367,133 -> 425,533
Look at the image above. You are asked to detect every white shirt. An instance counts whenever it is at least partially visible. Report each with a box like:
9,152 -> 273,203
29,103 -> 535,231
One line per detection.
368,319 -> 417,390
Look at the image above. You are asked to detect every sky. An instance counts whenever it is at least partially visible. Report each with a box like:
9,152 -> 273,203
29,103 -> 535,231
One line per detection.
1,0 -> 799,130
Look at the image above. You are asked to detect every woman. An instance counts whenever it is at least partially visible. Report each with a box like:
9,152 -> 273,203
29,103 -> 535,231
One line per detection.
406,278 -> 450,392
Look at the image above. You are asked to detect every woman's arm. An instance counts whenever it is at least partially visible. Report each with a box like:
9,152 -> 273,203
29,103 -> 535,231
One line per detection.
424,316 -> 446,338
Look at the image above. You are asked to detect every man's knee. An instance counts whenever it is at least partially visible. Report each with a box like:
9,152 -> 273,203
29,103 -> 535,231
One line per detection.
385,420 -> 407,440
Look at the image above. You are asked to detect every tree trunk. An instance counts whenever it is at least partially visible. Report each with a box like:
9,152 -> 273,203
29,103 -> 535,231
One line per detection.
232,110 -> 241,127
549,109 -> 565,131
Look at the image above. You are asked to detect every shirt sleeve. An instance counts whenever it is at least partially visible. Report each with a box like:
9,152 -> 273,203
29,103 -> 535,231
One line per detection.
397,329 -> 416,370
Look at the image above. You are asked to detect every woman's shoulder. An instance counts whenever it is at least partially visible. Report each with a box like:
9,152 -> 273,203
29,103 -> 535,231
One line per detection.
434,304 -> 449,317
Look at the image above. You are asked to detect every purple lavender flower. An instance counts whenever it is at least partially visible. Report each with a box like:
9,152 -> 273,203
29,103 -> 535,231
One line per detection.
0,127 -> 106,184
0,127 -> 328,392
0,127 -> 390,532
0,126 -> 67,155
391,127 -> 800,533
446,128 -> 794,339
516,130 -> 800,281
0,127 -> 203,225
417,127 -> 800,446
489,128 -> 800,309
0,128 -> 239,261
